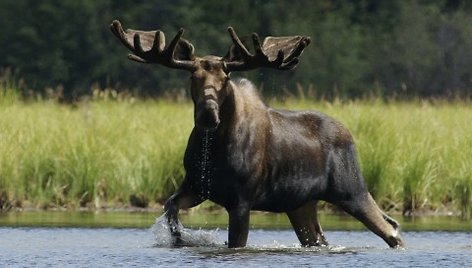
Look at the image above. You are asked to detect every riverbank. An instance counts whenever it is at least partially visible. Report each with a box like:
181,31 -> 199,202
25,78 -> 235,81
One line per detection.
2,199 -> 465,219
1,209 -> 471,231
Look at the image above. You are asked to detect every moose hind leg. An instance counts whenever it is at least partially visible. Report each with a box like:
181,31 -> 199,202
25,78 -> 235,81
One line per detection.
286,202 -> 328,247
339,193 -> 404,248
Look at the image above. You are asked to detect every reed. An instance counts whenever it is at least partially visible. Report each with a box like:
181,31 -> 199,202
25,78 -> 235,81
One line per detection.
0,91 -> 471,215
0,97 -> 192,209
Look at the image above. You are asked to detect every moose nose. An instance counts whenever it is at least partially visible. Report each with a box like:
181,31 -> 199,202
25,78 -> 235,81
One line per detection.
195,99 -> 220,131
203,86 -> 217,100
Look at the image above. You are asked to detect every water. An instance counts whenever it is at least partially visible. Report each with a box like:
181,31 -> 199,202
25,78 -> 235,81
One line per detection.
1,226 -> 471,267
1,212 -> 472,267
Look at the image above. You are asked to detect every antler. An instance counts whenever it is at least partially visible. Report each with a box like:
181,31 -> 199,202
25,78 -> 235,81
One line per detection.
110,20 -> 195,71
225,27 -> 311,72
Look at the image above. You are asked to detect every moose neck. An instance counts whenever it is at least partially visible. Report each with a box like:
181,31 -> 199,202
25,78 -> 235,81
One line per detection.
193,78 -> 269,154
218,78 -> 269,145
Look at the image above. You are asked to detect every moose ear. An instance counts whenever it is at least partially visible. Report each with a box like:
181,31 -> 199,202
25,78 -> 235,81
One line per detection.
174,38 -> 195,61
223,35 -> 253,61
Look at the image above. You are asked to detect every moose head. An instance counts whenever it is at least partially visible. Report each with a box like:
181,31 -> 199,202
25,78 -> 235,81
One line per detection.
110,20 -> 310,131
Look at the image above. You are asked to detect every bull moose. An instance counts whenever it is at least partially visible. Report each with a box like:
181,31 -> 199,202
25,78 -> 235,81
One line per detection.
110,20 -> 404,248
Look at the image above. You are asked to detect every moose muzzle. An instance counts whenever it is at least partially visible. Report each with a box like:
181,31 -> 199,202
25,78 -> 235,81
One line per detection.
195,98 -> 220,131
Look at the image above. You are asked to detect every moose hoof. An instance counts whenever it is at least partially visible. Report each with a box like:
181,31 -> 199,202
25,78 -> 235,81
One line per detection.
317,234 -> 329,247
170,231 -> 184,247
172,235 -> 184,247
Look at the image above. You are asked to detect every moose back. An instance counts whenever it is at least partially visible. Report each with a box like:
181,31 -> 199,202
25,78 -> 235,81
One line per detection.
110,20 -> 404,248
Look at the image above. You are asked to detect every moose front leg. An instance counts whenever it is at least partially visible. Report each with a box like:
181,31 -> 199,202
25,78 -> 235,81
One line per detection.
163,185 -> 204,246
227,206 -> 250,248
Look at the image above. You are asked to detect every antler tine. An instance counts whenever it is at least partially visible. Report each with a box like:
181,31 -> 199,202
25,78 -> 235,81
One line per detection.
282,37 -> 311,66
151,30 -> 165,54
228,27 -> 252,58
133,33 -> 146,56
165,28 -> 185,61
110,20 -> 134,51
110,20 -> 195,71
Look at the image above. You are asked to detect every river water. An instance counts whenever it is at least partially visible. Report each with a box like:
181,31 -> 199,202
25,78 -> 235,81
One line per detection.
0,214 -> 471,267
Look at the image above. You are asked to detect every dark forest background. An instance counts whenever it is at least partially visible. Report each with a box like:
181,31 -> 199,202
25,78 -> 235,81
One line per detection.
0,0 -> 471,99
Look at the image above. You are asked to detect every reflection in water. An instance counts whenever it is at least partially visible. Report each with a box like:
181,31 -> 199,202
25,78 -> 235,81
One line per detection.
1,211 -> 472,232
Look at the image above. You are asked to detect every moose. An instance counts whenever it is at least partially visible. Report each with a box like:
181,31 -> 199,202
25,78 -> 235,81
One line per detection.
110,20 -> 404,248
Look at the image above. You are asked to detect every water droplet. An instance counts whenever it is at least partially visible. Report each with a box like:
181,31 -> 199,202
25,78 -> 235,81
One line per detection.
199,130 -> 213,199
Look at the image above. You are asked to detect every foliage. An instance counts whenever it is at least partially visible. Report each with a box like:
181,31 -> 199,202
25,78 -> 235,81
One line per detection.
0,0 -> 471,99
0,89 -> 471,216
0,94 -> 192,209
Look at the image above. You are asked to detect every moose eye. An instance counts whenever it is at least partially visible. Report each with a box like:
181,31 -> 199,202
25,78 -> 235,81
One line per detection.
190,75 -> 200,82
224,76 -> 230,85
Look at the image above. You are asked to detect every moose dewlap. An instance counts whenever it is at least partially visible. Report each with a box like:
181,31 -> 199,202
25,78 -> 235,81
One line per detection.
110,20 -> 404,248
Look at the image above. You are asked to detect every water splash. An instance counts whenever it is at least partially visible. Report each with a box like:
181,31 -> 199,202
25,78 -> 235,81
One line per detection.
151,217 -> 359,251
151,215 -> 220,247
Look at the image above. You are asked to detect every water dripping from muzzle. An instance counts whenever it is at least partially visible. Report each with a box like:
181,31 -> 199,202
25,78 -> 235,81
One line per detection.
199,130 -> 213,200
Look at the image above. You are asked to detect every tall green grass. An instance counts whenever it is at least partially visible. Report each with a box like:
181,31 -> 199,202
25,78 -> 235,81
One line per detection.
0,96 -> 192,210
0,91 -> 471,216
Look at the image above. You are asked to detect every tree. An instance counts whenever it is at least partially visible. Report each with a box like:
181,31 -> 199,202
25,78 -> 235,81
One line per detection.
0,0 -> 470,99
